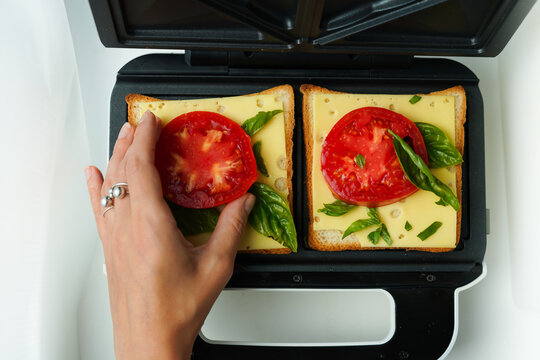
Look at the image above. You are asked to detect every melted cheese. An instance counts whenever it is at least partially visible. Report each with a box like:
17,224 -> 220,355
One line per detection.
312,94 -> 457,248
133,94 -> 288,250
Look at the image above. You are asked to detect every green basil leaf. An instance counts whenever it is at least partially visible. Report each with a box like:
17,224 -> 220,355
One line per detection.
380,223 -> 393,245
252,141 -> 269,177
248,182 -> 297,252
415,122 -> 463,168
435,198 -> 448,206
389,129 -> 460,211
241,110 -> 283,136
405,221 -> 412,231
367,207 -> 380,222
342,208 -> 381,239
318,199 -> 357,217
368,227 -> 382,244
355,154 -> 365,169
409,95 -> 422,104
417,221 -> 443,241
167,200 -> 220,236
342,218 -> 380,239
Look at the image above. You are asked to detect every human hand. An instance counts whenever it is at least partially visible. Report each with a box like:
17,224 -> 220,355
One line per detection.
85,111 -> 255,360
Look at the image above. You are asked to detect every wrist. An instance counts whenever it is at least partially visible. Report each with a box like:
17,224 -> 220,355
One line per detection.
114,319 -> 198,360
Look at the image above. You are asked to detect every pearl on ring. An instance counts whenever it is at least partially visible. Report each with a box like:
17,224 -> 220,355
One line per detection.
110,182 -> 129,199
112,185 -> 126,199
100,195 -> 113,208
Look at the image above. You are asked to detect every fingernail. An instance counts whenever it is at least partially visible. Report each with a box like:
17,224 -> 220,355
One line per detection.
140,110 -> 154,124
84,167 -> 92,181
244,194 -> 256,213
155,115 -> 163,128
118,122 -> 131,138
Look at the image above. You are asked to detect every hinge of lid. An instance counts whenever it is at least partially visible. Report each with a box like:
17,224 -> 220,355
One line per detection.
186,50 -> 413,69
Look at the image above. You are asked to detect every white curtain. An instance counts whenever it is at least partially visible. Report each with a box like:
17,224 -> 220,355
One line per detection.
0,0 -> 97,359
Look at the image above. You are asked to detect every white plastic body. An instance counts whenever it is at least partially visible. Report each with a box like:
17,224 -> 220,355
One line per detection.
1,1 -> 539,359
200,288 -> 396,347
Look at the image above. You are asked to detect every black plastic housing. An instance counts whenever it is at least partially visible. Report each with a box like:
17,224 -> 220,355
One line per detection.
109,54 -> 487,358
111,53 -> 486,277
91,0 -> 536,56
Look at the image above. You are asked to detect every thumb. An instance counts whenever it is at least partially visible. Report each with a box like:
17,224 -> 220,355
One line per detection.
206,193 -> 256,261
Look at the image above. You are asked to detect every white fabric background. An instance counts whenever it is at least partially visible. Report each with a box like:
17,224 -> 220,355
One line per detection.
0,0 -> 538,359
0,1 -> 94,359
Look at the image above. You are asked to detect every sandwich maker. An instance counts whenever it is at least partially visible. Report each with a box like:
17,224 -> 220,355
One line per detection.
89,0 -> 535,358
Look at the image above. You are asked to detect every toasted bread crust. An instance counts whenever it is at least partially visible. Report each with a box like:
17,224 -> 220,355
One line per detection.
301,84 -> 466,252
125,93 -> 161,127
240,248 -> 292,254
125,86 -> 294,254
426,85 -> 466,247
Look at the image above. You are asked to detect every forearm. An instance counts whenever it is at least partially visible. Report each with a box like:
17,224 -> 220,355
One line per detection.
110,298 -> 199,360
113,322 -> 196,360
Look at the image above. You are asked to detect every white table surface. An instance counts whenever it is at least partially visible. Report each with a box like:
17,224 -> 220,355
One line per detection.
1,1 -> 539,359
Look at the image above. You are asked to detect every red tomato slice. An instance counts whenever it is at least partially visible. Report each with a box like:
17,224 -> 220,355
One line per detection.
321,107 -> 428,207
155,111 -> 257,209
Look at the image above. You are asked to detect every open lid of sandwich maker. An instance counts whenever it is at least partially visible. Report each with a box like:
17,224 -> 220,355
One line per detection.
90,0 -> 535,56
89,1 -> 534,359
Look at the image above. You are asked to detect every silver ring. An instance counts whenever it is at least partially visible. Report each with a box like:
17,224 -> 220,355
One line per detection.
100,182 -> 128,211
102,206 -> 114,217
110,182 -> 129,199
100,195 -> 114,208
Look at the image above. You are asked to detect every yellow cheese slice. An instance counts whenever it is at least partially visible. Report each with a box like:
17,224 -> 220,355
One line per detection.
132,94 -> 288,250
312,94 -> 457,248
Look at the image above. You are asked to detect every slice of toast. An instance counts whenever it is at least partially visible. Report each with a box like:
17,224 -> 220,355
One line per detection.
301,84 -> 466,252
125,85 -> 295,254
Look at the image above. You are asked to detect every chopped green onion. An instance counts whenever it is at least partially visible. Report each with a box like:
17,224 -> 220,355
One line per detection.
405,221 -> 412,231
355,154 -> 365,169
409,95 -> 422,104
417,221 -> 443,241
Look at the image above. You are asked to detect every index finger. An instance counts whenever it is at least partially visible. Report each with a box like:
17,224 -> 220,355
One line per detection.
124,111 -> 166,213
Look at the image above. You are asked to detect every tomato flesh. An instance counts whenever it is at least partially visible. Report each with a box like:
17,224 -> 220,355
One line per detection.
156,111 -> 257,209
321,107 -> 428,207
